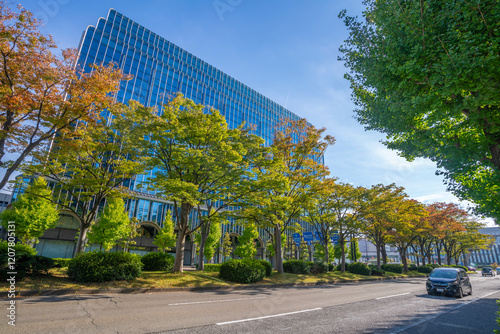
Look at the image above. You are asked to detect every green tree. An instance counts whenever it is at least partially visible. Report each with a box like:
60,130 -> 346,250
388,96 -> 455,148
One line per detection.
221,232 -> 233,261
339,0 -> 500,220
234,222 -> 259,259
0,4 -> 124,191
195,216 -> 222,265
314,243 -> 335,263
134,95 -> 265,272
153,210 -> 176,252
26,102 -> 145,255
87,197 -> 131,251
0,177 -> 58,246
333,242 -> 349,263
238,119 -> 334,273
348,237 -> 362,263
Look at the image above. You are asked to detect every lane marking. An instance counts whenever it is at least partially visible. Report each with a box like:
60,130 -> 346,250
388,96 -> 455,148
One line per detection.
390,289 -> 500,333
376,292 -> 410,300
216,308 -> 323,325
168,296 -> 266,306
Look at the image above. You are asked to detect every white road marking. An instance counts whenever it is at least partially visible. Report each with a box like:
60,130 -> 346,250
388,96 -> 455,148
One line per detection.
390,289 -> 500,333
376,292 -> 410,300
216,308 -> 323,325
168,296 -> 266,306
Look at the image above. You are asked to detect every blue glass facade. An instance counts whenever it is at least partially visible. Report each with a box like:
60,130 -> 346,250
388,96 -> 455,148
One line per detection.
66,9 -> 316,260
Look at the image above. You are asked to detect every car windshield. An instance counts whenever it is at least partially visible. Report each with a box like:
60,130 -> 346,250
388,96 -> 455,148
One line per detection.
430,270 -> 457,279
483,268 -> 492,271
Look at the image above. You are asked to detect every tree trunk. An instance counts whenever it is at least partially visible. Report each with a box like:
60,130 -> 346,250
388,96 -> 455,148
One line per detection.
274,225 -> 283,274
324,237 -> 330,265
400,247 -> 408,272
340,237 -> 347,273
74,222 -> 90,256
173,202 -> 193,272
436,243 -> 442,265
381,243 -> 387,265
197,221 -> 210,271
376,240 -> 381,269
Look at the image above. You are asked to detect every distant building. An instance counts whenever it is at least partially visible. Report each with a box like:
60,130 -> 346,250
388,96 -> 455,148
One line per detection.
469,227 -> 500,265
358,238 -> 401,264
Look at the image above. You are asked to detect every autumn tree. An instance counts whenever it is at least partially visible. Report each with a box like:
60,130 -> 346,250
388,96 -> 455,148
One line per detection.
360,183 -> 407,269
133,95 -> 265,272
238,119 -> 334,273
339,0 -> 500,220
0,177 -> 58,246
87,197 -> 131,251
386,199 -> 427,272
0,4 -> 124,191
153,210 -> 176,252
26,102 -> 145,255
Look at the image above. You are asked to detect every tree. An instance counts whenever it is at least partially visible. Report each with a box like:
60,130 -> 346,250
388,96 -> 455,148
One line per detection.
314,243 -> 335,263
26,102 -> 145,255
153,210 -> 176,252
386,199 -> 427,272
234,222 -> 259,259
238,119 -> 334,273
194,215 -> 222,265
339,0 -> 500,220
333,242 -> 349,263
348,237 -> 362,263
360,183 -> 408,269
0,4 -> 124,191
0,177 -> 58,246
134,95 -> 265,272
87,197 -> 131,251
221,232 -> 232,261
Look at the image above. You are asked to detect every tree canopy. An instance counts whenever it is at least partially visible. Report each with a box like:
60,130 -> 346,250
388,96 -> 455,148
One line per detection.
339,0 -> 500,220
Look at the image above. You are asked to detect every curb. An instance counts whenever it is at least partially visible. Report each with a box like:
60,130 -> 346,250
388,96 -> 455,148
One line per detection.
0,275 -> 424,299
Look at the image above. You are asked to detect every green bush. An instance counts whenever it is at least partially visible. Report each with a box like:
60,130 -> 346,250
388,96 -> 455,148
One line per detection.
259,260 -> 272,277
408,264 -> 418,271
328,263 -> 334,271
417,265 -> 434,273
68,251 -> 142,283
381,264 -> 404,274
348,262 -> 372,276
203,264 -> 222,272
53,258 -> 72,268
283,260 -> 310,274
368,265 -> 385,276
141,252 -> 174,271
449,265 -> 468,271
309,262 -> 329,274
219,259 -> 266,284
336,263 -> 350,272
0,242 -> 54,280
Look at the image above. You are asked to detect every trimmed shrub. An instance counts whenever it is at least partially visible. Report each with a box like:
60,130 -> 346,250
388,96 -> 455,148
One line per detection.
328,263 -> 334,271
203,264 -> 222,272
68,251 -> 142,283
336,263 -> 350,272
408,264 -> 418,271
368,265 -> 385,276
53,258 -> 72,268
449,265 -> 468,271
141,252 -> 174,271
309,262 -> 329,274
259,260 -> 272,277
0,242 -> 54,280
381,264 -> 404,274
417,265 -> 434,273
283,260 -> 310,274
219,259 -> 266,284
348,262 -> 372,276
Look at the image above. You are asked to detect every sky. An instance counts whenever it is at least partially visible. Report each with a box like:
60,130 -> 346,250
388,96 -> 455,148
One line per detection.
11,0 -> 490,223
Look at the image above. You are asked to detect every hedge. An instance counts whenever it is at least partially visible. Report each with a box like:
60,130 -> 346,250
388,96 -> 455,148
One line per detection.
348,262 -> 371,276
53,258 -> 72,268
416,265 -> 434,273
141,252 -> 174,271
308,262 -> 329,274
203,264 -> 222,272
68,251 -> 142,283
283,260 -> 310,274
381,264 -> 404,274
368,265 -> 385,276
219,259 -> 266,284
0,241 -> 55,280
259,260 -> 273,277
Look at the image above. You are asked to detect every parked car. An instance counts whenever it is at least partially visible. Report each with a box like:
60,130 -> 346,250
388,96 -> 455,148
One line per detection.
426,267 -> 472,298
482,267 -> 496,277
497,267 -> 500,275
466,265 -> 476,272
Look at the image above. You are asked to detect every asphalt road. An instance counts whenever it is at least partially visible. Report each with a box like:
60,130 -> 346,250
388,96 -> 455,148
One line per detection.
1,273 -> 499,333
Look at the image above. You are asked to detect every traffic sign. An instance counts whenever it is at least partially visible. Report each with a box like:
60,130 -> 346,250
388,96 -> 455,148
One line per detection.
330,234 -> 339,245
292,233 -> 302,246
314,231 -> 323,242
303,232 -> 314,246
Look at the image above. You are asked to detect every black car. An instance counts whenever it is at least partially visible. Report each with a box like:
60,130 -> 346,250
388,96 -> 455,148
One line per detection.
426,268 -> 472,298
481,267 -> 496,277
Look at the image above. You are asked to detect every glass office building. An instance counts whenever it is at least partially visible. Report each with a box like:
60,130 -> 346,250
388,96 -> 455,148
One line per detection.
33,9 -> 317,262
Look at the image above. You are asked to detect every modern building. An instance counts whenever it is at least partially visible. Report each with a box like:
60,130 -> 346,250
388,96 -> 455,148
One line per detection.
468,227 -> 500,266
30,9 -> 317,261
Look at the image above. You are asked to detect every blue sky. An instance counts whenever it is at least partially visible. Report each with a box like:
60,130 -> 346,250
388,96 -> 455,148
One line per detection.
15,0 -> 481,218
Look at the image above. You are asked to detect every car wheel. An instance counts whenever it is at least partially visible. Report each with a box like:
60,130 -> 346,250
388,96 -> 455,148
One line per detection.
456,288 -> 464,298
427,291 -> 433,295
468,286 -> 472,295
